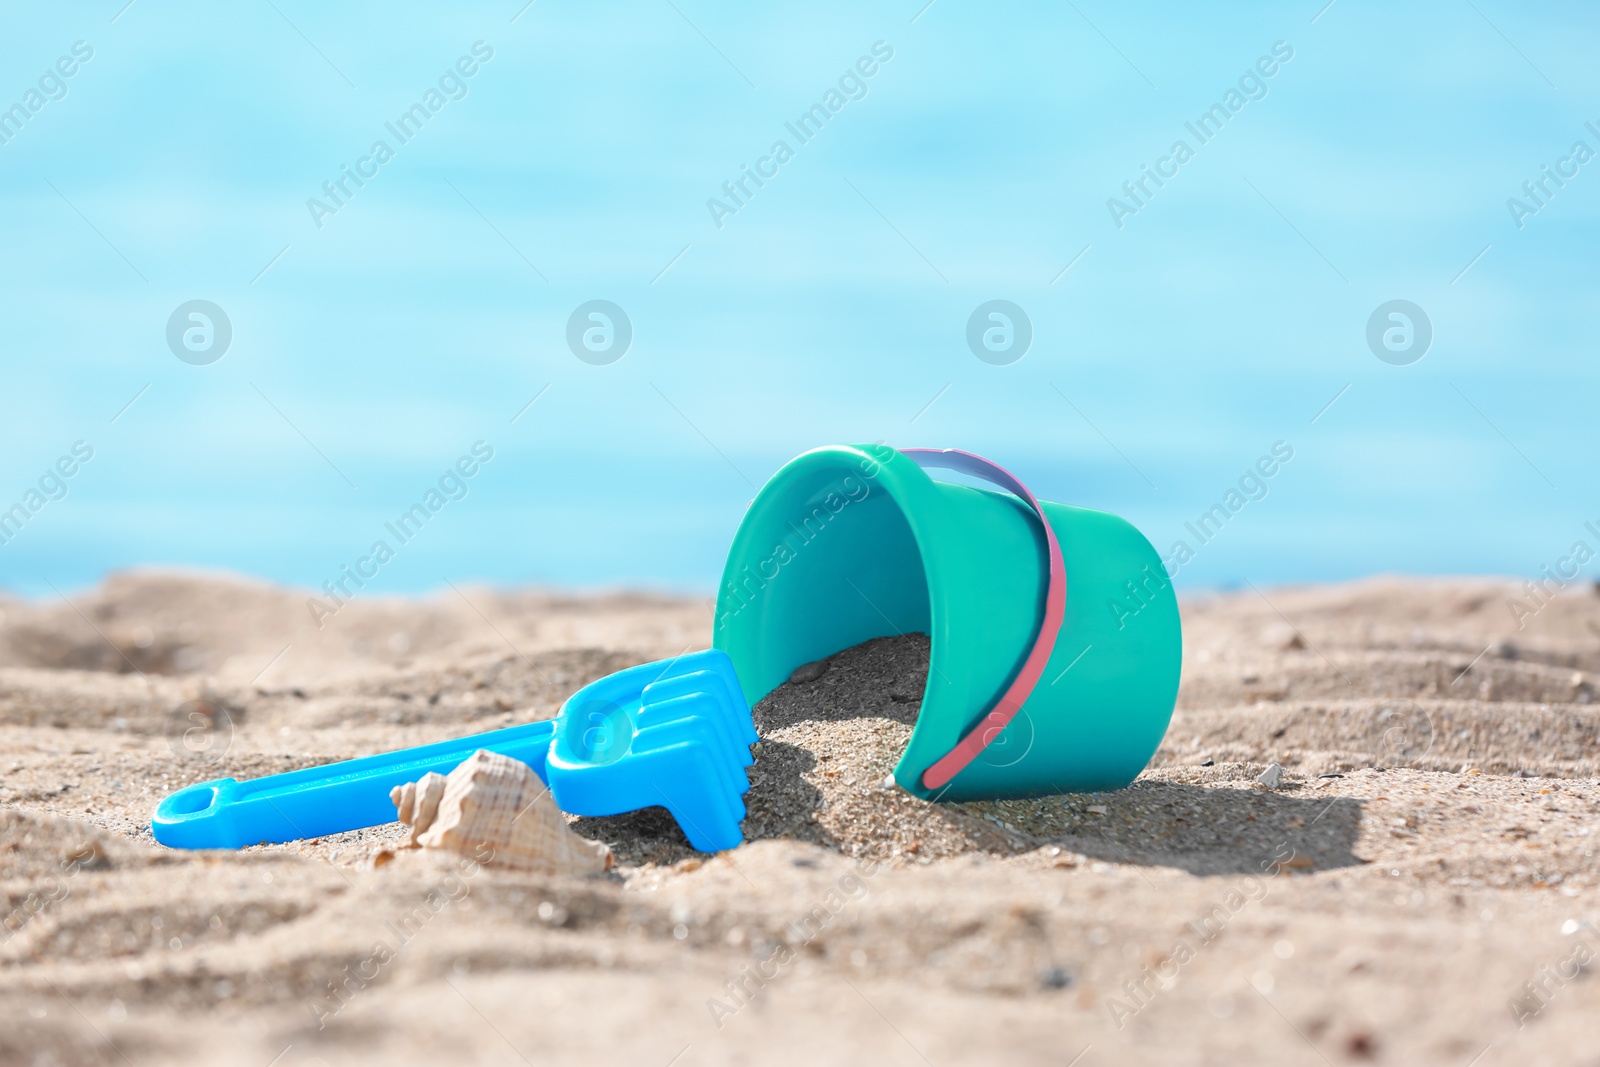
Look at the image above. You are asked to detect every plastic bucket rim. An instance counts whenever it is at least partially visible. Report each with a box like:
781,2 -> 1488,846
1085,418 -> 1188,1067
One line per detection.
715,442 -> 1055,795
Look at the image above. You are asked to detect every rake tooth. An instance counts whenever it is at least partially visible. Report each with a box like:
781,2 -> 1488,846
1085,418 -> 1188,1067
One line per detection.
642,661 -> 756,760
642,668 -> 755,756
632,711 -> 747,799
643,650 -> 757,741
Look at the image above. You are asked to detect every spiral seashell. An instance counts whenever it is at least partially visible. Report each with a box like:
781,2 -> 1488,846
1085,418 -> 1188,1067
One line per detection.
390,772 -> 447,844
389,750 -> 611,874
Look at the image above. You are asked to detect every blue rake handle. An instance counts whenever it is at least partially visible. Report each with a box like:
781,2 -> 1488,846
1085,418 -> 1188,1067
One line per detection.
151,719 -> 557,849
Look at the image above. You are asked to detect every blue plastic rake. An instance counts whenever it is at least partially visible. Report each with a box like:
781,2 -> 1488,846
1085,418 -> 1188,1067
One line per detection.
151,649 -> 756,853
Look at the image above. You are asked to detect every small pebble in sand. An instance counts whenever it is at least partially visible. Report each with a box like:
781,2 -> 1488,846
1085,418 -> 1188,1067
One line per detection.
788,660 -> 829,684
1038,964 -> 1073,989
1255,763 -> 1286,789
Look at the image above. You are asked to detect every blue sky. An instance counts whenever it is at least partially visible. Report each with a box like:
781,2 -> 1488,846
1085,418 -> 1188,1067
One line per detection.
1,0 -> 1596,599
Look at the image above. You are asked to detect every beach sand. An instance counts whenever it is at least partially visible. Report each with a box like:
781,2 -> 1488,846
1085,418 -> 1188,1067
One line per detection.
1,571 -> 1597,1066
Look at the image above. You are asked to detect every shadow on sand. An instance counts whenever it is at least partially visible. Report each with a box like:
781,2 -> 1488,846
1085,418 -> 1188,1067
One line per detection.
986,779 -> 1367,876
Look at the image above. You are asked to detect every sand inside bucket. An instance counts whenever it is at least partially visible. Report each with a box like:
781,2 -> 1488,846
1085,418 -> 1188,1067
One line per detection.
573,634 -> 1023,864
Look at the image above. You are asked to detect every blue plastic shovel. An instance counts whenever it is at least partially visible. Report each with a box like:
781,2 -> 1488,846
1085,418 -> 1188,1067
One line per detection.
151,649 -> 756,853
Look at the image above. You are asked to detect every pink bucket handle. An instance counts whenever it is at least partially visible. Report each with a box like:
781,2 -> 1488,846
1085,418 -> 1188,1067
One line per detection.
899,448 -> 1067,791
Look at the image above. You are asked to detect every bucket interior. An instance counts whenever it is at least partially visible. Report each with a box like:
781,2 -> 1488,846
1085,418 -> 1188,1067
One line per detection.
716,462 -> 931,707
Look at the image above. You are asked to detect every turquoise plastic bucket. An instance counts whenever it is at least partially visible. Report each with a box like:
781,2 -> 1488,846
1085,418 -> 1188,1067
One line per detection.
712,443 -> 1182,801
